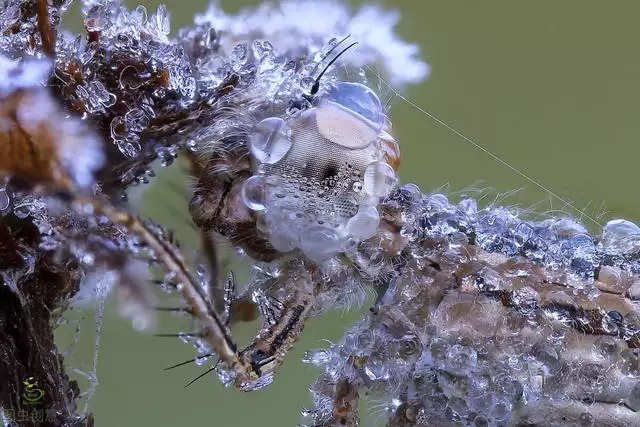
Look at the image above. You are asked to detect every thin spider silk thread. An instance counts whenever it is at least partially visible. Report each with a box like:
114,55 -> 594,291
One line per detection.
368,65 -> 602,228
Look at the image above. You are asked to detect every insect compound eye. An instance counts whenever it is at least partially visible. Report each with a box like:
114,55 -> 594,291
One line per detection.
241,80 -> 398,263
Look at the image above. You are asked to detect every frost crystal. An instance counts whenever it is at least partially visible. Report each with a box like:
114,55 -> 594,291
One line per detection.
195,0 -> 429,87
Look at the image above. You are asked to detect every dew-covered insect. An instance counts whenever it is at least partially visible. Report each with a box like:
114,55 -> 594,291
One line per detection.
6,2 -> 640,426
186,36 -> 405,390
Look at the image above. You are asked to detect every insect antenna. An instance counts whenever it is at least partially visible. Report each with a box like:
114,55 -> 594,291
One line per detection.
308,41 -> 359,96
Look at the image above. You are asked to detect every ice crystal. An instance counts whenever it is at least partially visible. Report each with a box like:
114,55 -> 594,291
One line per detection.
195,0 -> 429,87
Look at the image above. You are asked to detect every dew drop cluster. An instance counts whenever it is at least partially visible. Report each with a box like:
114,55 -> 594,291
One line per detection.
302,186 -> 640,426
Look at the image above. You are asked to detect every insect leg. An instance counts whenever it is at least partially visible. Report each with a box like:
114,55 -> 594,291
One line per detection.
57,189 -> 254,376
229,274 -> 319,390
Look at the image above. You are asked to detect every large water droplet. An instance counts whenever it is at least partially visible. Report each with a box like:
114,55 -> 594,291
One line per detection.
363,161 -> 396,197
602,219 -> 640,254
249,117 -> 292,164
325,82 -> 384,132
241,175 -> 266,211
346,204 -> 380,240
627,381 -> 640,411
268,231 -> 297,253
298,226 -> 342,262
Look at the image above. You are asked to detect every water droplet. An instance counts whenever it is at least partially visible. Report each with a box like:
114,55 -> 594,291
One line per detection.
346,204 -> 379,241
116,140 -> 140,157
194,355 -> 210,366
0,186 -> 10,211
628,280 -> 640,300
153,4 -> 170,35
124,108 -> 149,132
325,82 -> 384,132
241,175 -> 266,211
511,286 -> 539,315
300,76 -> 316,93
578,412 -> 595,426
398,333 -> 421,359
298,227 -> 342,262
268,230 -> 297,253
230,43 -> 248,70
626,381 -> 640,411
602,219 -> 640,254
301,349 -> 333,366
445,344 -> 477,375
592,336 -> 618,358
249,117 -> 292,164
180,77 -> 196,98
474,415 -> 489,427
363,161 -> 396,198
260,53 -> 276,72
253,40 -> 273,57
363,359 -> 390,381
177,332 -> 190,344
134,5 -> 148,24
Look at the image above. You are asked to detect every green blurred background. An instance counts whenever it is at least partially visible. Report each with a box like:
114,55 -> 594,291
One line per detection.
55,1 -> 640,426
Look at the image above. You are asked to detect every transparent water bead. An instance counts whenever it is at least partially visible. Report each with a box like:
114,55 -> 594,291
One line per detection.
241,175 -> 266,211
565,233 -> 599,278
346,204 -> 380,240
363,161 -> 396,197
230,43 -> 248,70
249,117 -> 292,164
298,226 -> 342,263
266,223 -> 298,253
445,344 -> 478,375
325,82 -> 385,133
0,186 -> 9,211
601,219 -> 640,254
626,381 -> 640,411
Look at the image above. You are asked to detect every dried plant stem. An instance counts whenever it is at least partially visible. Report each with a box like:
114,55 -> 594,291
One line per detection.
0,216 -> 92,427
